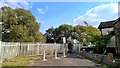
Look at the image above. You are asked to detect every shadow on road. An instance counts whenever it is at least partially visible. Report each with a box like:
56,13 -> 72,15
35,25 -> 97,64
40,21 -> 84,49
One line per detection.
66,54 -> 79,59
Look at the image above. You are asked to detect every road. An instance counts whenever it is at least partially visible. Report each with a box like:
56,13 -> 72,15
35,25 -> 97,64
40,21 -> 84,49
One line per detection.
30,54 -> 102,68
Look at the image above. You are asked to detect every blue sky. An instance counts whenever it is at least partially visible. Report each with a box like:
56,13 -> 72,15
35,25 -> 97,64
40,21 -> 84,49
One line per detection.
0,1 -> 119,33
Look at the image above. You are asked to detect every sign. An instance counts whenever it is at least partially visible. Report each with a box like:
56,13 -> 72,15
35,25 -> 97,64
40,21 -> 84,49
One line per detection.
63,37 -> 66,43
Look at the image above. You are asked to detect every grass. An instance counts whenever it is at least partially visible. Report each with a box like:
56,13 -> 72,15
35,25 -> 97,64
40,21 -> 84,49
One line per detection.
1,55 -> 40,66
47,52 -> 53,56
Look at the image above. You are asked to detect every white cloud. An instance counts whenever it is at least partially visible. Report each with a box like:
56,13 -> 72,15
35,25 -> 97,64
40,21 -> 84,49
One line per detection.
0,1 -> 31,9
37,8 -> 45,14
73,3 -> 118,28
37,6 -> 49,14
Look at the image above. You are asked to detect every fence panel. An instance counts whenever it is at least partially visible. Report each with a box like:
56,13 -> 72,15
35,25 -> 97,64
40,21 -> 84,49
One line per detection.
0,42 -> 81,64
0,42 -> 20,63
0,41 -> 2,63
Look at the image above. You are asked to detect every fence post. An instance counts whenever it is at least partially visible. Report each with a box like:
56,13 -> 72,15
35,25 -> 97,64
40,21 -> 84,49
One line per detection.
37,43 -> 39,55
43,49 -> 46,61
18,42 -> 21,56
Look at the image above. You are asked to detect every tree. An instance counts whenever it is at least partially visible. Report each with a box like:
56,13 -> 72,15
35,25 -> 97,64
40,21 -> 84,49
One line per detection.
45,24 -> 73,43
72,24 -> 101,44
0,6 -> 46,42
45,23 -> 100,43
58,24 -> 73,43
45,27 -> 55,43
91,34 -> 112,53
72,25 -> 86,42
85,25 -> 101,42
38,32 -> 46,43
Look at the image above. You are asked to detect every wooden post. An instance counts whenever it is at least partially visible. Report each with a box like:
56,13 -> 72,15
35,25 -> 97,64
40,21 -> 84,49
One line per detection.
39,44 -> 42,55
37,43 -> 40,55
17,43 -> 20,56
43,49 -> 46,61
17,43 -> 21,56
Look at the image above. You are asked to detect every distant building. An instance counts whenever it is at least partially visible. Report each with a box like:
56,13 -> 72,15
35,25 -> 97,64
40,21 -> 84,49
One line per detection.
98,20 -> 116,47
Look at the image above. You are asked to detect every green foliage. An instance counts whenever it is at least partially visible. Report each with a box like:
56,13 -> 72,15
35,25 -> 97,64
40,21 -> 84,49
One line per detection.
45,24 -> 73,43
45,22 -> 100,43
58,24 -> 73,43
85,26 -> 101,42
1,56 -> 40,66
72,25 -> 100,43
72,25 -> 86,42
91,33 -> 112,49
39,32 -> 46,43
45,27 -> 55,43
0,6 -> 46,42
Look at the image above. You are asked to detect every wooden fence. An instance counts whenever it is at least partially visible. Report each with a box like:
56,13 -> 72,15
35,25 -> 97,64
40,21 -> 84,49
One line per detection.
0,42 -> 81,63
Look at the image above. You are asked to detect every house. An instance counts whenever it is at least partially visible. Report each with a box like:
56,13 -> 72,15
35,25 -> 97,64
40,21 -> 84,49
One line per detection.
114,17 -> 120,55
98,17 -> 120,55
98,20 -> 116,47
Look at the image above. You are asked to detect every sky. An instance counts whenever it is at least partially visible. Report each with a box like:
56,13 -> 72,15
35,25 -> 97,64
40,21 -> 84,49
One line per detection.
0,0 -> 120,33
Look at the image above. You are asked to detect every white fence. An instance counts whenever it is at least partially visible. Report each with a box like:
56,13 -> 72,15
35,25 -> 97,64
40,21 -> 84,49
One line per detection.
0,42 -> 81,63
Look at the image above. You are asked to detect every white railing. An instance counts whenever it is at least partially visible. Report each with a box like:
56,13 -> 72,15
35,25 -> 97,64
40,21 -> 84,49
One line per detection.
0,42 -> 82,63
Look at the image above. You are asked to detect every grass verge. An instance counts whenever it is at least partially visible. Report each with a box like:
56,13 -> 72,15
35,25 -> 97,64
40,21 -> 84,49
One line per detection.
0,55 -> 40,66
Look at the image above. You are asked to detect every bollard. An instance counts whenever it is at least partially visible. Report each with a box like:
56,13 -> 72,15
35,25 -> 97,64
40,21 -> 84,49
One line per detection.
63,47 -> 66,57
55,49 -> 59,59
42,49 -> 46,61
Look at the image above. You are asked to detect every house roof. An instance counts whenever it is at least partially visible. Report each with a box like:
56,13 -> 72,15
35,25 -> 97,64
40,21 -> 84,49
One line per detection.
114,17 -> 120,25
98,20 -> 116,29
